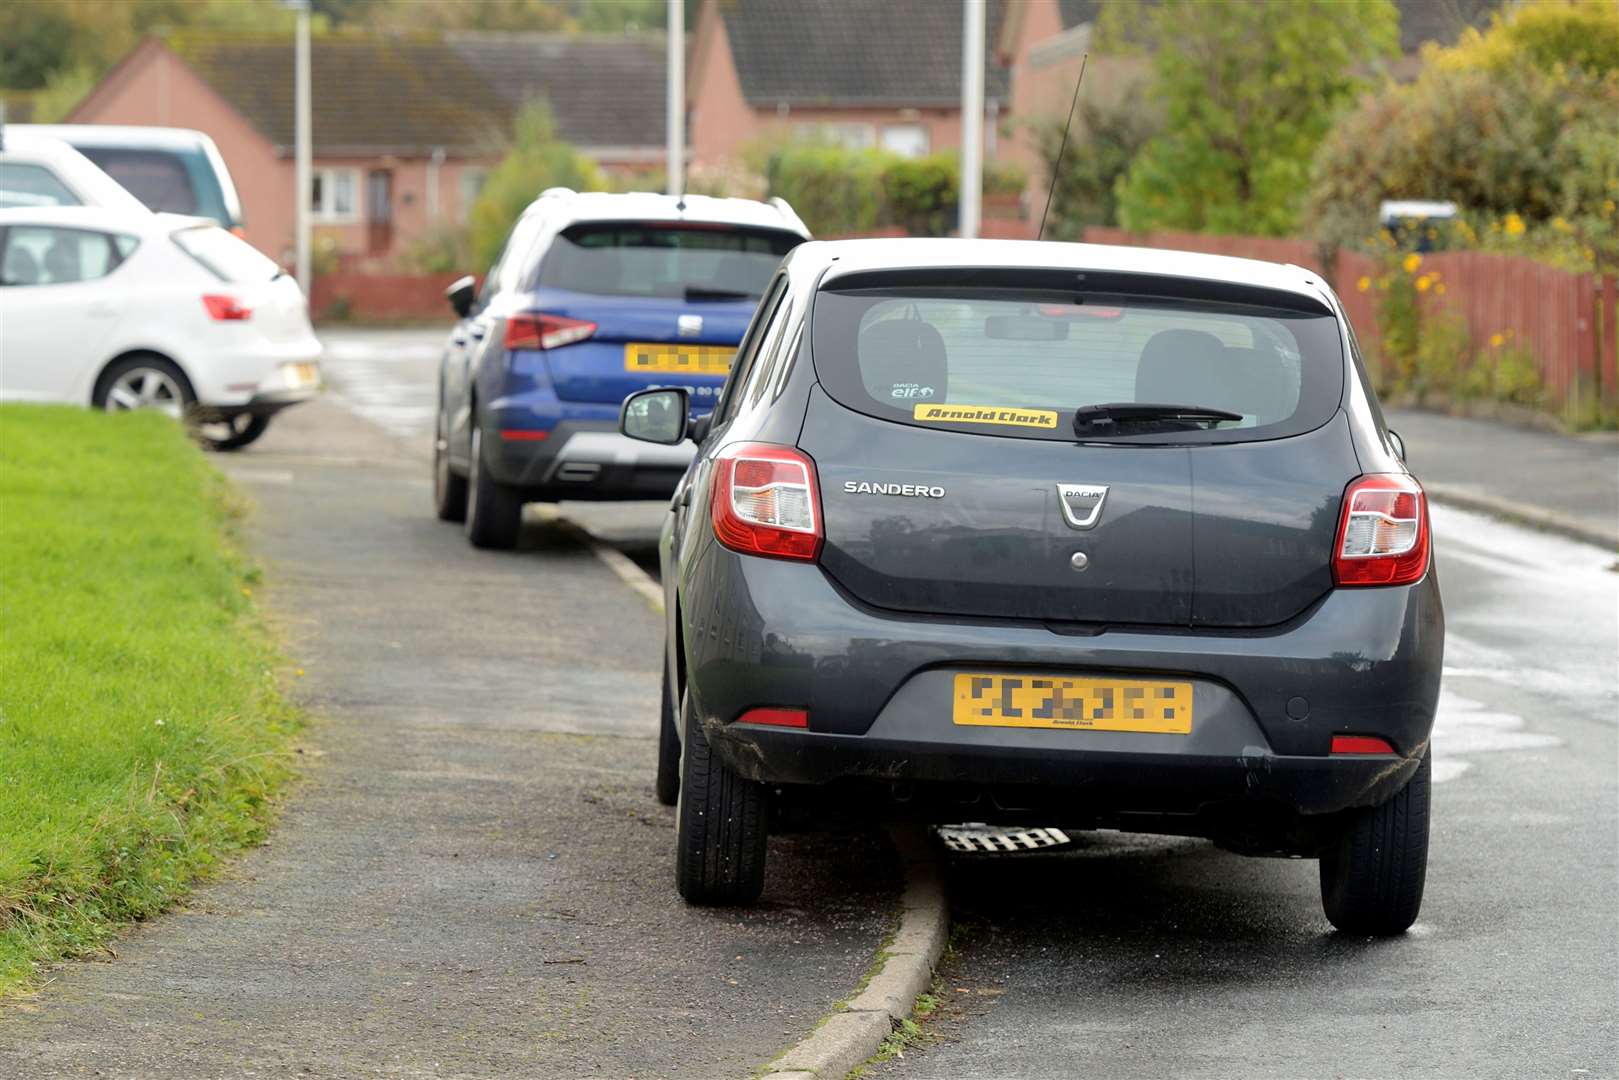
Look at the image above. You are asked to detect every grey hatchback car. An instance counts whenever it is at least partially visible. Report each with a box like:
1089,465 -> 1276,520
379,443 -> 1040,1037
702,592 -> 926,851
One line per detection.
620,238 -> 1441,935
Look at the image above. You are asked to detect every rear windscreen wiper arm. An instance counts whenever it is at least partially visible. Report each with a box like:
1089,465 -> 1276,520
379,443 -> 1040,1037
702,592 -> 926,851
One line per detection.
1072,402 -> 1244,434
685,286 -> 752,301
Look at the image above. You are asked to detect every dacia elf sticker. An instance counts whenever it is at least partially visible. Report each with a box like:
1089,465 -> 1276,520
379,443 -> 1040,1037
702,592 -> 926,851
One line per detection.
912,403 -> 1059,430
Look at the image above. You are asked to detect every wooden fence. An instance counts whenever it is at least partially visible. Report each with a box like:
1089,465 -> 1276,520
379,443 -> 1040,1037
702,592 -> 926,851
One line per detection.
1084,227 -> 1619,423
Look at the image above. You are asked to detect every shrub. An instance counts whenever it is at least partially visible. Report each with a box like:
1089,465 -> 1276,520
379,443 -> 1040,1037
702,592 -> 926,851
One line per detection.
402,223 -> 471,274
468,102 -> 602,267
763,143 -> 892,236
881,154 -> 958,236
1308,1 -> 1619,269
1036,92 -> 1160,238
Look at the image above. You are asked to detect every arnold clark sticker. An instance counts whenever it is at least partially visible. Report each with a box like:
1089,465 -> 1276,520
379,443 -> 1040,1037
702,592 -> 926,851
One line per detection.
912,403 -> 1059,430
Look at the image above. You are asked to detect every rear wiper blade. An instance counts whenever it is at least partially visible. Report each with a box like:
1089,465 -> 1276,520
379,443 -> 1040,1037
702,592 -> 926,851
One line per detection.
685,286 -> 752,301
1072,402 -> 1243,434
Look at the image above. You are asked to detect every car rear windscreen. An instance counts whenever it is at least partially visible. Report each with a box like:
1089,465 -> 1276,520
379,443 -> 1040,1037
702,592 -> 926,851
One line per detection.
78,147 -> 232,226
812,272 -> 1345,444
172,225 -> 280,282
534,223 -> 801,300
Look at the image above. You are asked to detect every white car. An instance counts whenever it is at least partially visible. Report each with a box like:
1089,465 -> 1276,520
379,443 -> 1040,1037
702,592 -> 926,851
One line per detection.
0,131 -> 151,214
0,206 -> 320,450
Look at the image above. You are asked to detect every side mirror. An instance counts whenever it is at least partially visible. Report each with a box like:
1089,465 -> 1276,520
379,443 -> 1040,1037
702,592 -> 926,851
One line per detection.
446,274 -> 476,319
620,387 -> 690,445
689,411 -> 713,444
1388,429 -> 1407,463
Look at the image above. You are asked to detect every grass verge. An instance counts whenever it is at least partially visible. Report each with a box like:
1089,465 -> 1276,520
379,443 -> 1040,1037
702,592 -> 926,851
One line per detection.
0,405 -> 299,994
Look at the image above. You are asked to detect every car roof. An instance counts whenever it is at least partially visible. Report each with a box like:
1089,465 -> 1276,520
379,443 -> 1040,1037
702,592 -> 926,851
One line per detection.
15,124 -> 218,152
0,205 -> 202,234
797,237 -> 1332,305
525,189 -> 811,237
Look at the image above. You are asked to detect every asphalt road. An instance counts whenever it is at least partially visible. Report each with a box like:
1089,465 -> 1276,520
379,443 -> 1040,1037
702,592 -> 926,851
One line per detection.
871,505 -> 1618,1079
0,333 -> 899,1078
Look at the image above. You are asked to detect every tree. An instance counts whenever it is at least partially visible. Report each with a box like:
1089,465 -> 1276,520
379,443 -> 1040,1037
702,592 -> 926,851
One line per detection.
1037,92 -> 1161,239
1098,0 -> 1399,237
468,102 -> 601,268
1308,0 -> 1619,269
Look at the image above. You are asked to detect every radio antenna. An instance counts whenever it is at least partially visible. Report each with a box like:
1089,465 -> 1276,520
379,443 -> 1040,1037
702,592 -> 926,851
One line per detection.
1036,51 -> 1088,242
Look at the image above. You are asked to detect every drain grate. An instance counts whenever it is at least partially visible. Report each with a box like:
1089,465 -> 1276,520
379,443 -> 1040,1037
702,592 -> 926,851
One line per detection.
936,824 -> 1072,854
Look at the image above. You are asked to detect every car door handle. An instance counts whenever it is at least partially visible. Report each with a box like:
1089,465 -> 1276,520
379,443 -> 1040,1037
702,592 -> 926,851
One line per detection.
469,325 -> 487,340
450,332 -> 467,346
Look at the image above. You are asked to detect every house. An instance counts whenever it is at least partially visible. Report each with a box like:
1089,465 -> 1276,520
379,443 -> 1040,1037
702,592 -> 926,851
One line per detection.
66,32 -> 667,268
687,0 -> 1107,233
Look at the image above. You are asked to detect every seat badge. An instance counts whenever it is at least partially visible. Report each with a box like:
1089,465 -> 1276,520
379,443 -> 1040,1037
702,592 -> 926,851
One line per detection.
1057,484 -> 1108,530
677,314 -> 704,338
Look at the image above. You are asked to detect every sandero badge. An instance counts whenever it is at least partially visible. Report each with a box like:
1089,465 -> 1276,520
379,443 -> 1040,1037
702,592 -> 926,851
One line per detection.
1057,483 -> 1108,529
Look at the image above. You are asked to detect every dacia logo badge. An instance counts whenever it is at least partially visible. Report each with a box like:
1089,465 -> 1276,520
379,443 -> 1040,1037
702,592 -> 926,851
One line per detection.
1057,484 -> 1108,530
677,314 -> 704,338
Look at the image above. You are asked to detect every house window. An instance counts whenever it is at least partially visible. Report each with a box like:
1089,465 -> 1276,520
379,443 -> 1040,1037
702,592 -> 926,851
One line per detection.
458,167 -> 488,222
881,123 -> 930,158
792,122 -> 876,150
311,167 -> 359,223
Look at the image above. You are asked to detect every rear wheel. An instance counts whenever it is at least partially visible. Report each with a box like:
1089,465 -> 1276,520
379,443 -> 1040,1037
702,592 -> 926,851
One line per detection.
655,659 -> 680,807
675,692 -> 767,905
1319,752 -> 1431,935
197,414 -> 271,452
93,355 -> 193,419
433,403 -> 468,522
464,423 -> 522,549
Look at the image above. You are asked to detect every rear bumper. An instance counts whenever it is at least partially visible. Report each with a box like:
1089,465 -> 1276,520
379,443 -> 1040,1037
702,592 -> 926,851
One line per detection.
681,542 -> 1443,821
483,415 -> 694,500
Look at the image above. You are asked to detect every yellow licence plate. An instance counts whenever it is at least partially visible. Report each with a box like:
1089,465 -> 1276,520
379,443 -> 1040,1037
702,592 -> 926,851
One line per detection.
290,362 -> 319,386
624,343 -> 735,375
952,673 -> 1193,734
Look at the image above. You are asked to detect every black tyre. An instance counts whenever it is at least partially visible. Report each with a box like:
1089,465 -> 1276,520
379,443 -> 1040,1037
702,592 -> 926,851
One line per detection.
1319,752 -> 1431,936
198,414 -> 271,452
93,354 -> 194,418
675,692 -> 767,905
464,423 -> 522,549
655,659 -> 680,807
433,403 -> 468,522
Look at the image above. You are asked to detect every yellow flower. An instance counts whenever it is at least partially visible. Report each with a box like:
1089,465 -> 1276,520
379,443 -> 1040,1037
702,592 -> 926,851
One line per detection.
1504,213 -> 1526,236
1552,216 -> 1573,234
1435,283 -> 1446,295
1416,275 -> 1433,293
1489,333 -> 1505,348
1402,253 -> 1422,274
1356,275 -> 1372,292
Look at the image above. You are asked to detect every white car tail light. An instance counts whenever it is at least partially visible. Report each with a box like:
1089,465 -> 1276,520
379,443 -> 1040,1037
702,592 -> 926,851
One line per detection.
505,313 -> 596,351
711,443 -> 822,562
1333,473 -> 1430,586
202,294 -> 252,321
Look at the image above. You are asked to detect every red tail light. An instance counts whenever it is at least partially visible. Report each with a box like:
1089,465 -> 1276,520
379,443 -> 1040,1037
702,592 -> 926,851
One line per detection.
736,707 -> 809,728
202,294 -> 252,321
1333,473 -> 1430,586
1331,734 -> 1397,755
711,442 -> 822,562
505,313 -> 596,351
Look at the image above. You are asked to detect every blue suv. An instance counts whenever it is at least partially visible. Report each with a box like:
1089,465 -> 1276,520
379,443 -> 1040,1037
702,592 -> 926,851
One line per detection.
433,190 -> 810,548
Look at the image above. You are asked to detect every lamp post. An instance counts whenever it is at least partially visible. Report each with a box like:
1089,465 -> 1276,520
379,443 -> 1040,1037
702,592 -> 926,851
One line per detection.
960,0 -> 985,239
667,0 -> 685,198
286,0 -> 312,294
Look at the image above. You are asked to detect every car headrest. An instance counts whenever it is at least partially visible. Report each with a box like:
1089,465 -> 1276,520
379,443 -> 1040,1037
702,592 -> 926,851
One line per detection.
2,244 -> 40,286
859,318 -> 949,405
43,239 -> 79,283
1134,329 -> 1231,408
